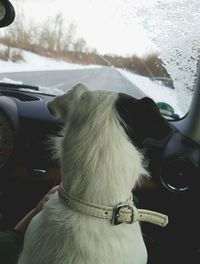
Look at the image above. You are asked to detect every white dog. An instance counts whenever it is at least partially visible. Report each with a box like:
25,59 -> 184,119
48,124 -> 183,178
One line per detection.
18,84 -> 168,264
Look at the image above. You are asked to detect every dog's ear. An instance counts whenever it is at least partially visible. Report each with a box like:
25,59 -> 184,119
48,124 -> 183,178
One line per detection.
47,95 -> 68,120
71,83 -> 88,97
47,83 -> 89,120
116,94 -> 172,146
134,97 -> 172,139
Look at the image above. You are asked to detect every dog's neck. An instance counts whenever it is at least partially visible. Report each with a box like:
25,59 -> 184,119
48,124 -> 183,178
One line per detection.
59,108 -> 146,206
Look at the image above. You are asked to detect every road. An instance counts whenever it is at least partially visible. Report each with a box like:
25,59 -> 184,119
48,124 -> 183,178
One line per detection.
0,67 -> 146,98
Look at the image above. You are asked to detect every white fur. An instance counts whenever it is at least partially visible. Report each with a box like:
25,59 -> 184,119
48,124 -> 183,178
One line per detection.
18,84 -> 148,264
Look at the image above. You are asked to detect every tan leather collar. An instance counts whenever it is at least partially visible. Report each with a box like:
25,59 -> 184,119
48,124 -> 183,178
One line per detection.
58,184 -> 168,227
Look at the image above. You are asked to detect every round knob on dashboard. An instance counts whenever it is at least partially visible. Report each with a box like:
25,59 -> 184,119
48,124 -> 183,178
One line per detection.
160,155 -> 199,192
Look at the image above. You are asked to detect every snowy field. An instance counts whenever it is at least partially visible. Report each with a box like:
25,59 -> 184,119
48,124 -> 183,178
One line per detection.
0,45 -> 101,72
0,46 -> 182,116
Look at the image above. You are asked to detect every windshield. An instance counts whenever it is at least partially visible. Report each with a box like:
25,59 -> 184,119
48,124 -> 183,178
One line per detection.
0,0 -> 199,119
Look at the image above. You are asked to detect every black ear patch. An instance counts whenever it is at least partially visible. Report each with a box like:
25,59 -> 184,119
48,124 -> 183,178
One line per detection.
115,93 -> 172,146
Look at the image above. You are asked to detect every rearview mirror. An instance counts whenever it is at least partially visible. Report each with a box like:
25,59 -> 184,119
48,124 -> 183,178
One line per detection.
0,0 -> 15,28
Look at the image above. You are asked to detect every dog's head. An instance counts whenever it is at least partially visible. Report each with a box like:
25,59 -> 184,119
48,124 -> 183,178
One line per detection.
47,83 -> 119,129
48,84 -> 171,146
47,84 -> 171,201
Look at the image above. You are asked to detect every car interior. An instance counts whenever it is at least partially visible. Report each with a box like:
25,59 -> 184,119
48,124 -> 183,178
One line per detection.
0,1 -> 200,263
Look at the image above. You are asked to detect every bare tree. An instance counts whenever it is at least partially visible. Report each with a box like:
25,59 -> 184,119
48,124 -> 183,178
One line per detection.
63,22 -> 77,51
73,37 -> 87,52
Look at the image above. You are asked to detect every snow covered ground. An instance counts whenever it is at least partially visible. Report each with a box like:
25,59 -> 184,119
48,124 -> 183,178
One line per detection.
0,46 -> 182,116
0,44 -> 101,72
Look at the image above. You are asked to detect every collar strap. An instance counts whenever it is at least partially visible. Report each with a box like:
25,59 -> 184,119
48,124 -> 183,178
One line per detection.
58,185 -> 168,227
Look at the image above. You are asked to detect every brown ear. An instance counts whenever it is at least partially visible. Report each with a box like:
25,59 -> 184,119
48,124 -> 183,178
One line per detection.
116,94 -> 172,146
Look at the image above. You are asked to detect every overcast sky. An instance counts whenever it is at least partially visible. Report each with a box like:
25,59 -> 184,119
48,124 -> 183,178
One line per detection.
11,0 -> 157,56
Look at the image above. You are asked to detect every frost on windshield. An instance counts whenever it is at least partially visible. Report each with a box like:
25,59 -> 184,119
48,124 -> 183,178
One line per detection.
137,0 -> 200,116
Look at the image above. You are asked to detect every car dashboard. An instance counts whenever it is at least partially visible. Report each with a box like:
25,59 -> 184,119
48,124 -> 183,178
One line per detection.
0,89 -> 200,264
0,90 -> 62,229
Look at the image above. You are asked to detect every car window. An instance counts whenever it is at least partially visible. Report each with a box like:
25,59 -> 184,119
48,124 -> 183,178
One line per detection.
0,0 -> 198,119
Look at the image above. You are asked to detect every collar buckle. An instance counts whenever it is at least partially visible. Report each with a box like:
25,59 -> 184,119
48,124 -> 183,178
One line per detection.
112,203 -> 134,225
